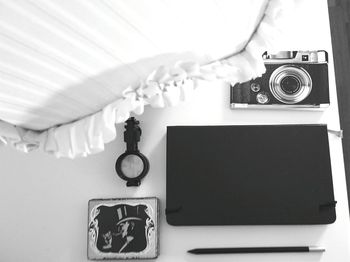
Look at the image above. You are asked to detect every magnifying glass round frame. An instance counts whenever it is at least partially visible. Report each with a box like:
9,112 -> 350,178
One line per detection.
115,151 -> 150,187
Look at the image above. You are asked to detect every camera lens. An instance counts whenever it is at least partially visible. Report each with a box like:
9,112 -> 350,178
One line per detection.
280,76 -> 301,94
269,65 -> 312,104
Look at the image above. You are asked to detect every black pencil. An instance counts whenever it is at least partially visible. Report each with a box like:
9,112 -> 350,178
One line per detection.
188,246 -> 325,254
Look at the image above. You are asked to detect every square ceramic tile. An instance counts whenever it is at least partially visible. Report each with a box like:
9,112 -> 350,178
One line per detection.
88,197 -> 159,260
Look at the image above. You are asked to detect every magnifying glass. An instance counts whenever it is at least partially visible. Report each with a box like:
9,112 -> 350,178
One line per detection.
115,117 -> 149,187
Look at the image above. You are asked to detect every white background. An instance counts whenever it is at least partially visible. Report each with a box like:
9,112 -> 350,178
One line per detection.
0,0 -> 349,261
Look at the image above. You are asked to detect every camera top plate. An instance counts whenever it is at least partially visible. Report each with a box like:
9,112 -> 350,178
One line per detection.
263,50 -> 328,64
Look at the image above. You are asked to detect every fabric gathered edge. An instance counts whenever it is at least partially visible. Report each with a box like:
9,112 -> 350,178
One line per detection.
0,0 -> 293,158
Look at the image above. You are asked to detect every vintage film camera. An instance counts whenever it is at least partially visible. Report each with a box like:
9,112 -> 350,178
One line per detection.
230,50 -> 329,108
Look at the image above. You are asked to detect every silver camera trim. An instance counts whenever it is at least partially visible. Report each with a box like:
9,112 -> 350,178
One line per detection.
269,65 -> 312,104
230,103 -> 329,109
263,50 -> 328,64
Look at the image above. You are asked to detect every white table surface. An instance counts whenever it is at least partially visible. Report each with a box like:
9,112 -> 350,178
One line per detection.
0,0 -> 349,261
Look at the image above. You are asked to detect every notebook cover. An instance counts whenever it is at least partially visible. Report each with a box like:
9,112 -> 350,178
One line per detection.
166,124 -> 336,225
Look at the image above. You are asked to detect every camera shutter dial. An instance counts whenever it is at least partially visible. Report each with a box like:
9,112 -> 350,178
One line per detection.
251,83 -> 261,92
256,92 -> 270,104
269,65 -> 312,104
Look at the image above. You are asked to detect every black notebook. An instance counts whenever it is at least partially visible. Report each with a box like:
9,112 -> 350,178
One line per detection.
166,124 -> 336,226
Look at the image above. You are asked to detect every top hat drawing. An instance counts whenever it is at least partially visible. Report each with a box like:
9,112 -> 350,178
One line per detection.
115,204 -> 148,225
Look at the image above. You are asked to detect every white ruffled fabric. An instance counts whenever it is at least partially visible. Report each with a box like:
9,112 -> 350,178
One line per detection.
0,0 -> 294,158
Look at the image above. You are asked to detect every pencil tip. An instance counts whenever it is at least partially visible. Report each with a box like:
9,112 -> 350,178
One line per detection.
187,249 -> 196,254
309,246 -> 326,252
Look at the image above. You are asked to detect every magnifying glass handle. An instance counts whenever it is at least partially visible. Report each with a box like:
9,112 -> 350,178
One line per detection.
124,117 -> 141,152
127,179 -> 141,187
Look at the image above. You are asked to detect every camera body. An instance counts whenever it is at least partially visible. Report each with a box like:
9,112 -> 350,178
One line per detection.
230,51 -> 329,108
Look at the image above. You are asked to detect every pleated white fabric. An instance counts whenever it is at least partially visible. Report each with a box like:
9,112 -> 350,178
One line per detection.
0,0 -> 294,158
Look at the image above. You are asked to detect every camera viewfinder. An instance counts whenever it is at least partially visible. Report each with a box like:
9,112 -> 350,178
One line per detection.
302,55 -> 309,61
